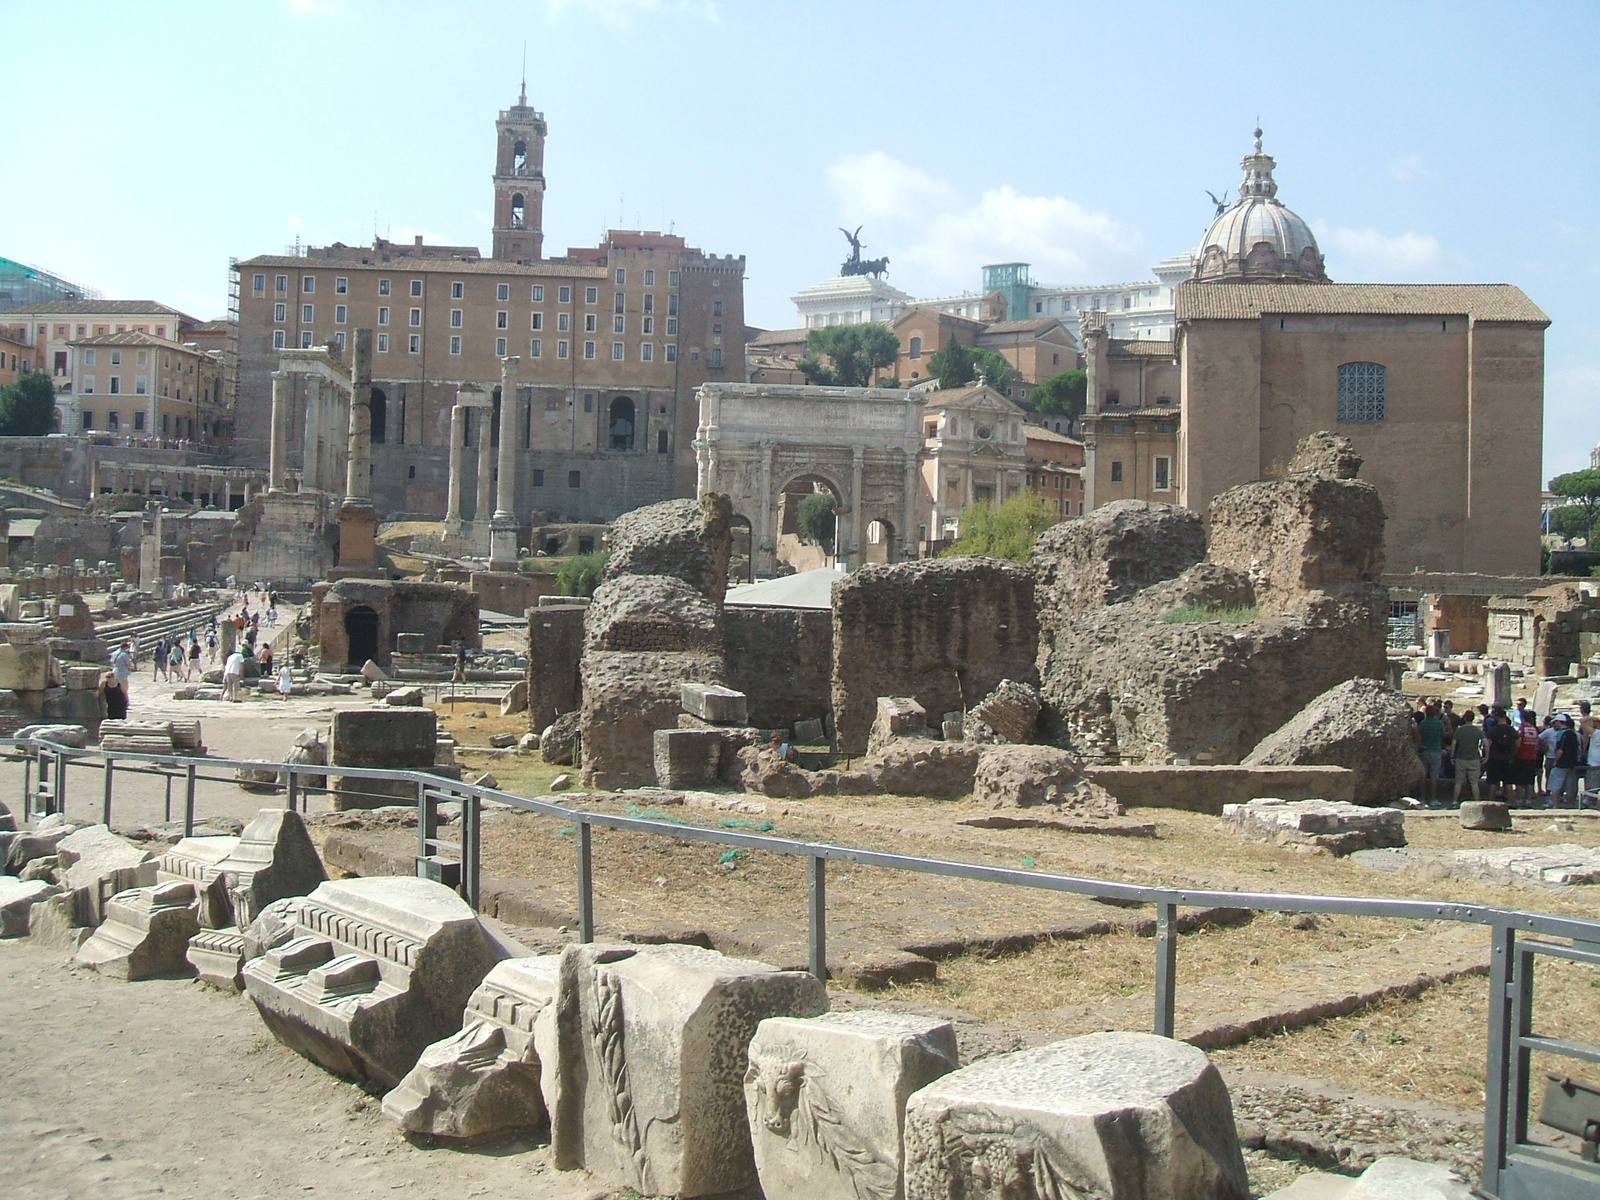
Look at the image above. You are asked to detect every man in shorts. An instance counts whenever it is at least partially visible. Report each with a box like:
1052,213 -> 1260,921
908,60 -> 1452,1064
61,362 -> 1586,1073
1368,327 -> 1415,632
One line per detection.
1452,711 -> 1484,804
1415,703 -> 1446,806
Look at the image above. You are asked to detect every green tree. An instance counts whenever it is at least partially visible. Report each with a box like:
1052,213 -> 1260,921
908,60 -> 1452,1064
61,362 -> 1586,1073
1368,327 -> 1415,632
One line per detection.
925,336 -> 1013,392
1549,469 -> 1600,532
796,491 -> 837,551
1031,368 -> 1088,421
1547,505 -> 1593,541
798,323 -> 899,387
939,493 -> 1061,563
556,550 -> 609,597
0,372 -> 58,436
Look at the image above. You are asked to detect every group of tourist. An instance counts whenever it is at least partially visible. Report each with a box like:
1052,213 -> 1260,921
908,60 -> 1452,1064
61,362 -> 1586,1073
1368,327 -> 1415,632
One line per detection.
95,583 -> 293,713
1412,696 -> 1597,809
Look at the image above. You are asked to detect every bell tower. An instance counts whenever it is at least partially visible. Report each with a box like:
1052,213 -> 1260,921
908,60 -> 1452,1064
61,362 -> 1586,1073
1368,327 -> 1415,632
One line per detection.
492,79 -> 546,262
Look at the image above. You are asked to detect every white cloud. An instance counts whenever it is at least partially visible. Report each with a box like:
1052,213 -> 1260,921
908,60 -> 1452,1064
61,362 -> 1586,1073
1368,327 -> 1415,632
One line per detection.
823,152 -> 1143,294
1389,154 -> 1427,183
1318,225 -> 1444,277
546,0 -> 718,31
826,153 -> 959,225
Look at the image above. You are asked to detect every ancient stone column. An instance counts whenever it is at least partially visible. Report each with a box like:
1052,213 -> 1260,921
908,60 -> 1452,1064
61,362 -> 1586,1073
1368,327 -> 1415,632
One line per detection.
269,370 -> 289,493
303,374 -> 324,493
88,458 -> 99,499
336,329 -> 378,572
445,403 -> 466,529
850,445 -> 865,568
489,357 -> 521,568
902,447 -> 919,562
474,401 -> 494,524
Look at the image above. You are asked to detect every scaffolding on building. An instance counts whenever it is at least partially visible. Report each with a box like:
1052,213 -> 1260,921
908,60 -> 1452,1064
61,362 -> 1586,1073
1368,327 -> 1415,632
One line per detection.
0,257 -> 102,310
225,258 -> 241,417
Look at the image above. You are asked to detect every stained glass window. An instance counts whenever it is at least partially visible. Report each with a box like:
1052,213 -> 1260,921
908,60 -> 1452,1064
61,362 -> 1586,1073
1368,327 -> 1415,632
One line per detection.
1337,362 -> 1386,422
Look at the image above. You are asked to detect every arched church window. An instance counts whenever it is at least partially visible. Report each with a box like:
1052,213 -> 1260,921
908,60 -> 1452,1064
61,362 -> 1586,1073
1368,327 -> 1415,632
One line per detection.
608,396 -> 635,451
511,194 -> 526,229
1337,362 -> 1386,422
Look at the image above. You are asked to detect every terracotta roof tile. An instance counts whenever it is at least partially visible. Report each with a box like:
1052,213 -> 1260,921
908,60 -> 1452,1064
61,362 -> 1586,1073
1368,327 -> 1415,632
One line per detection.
1108,339 -> 1176,357
1176,282 -> 1548,324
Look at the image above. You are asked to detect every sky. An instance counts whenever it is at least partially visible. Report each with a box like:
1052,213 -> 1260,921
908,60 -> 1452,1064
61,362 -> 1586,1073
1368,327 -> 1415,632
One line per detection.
3,0 -> 1596,476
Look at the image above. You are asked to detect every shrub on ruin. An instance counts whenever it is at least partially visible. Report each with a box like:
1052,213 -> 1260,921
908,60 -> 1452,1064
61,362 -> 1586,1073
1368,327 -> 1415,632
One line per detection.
1156,602 -> 1259,624
940,493 -> 1059,563
557,550 -> 609,597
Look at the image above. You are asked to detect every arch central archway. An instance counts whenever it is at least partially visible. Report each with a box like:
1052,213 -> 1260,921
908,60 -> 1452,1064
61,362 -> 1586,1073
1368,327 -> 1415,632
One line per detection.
776,473 -> 842,575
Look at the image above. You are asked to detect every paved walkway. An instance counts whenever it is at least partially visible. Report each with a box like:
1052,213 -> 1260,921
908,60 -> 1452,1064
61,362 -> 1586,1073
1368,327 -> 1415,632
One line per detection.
0,937 -> 608,1200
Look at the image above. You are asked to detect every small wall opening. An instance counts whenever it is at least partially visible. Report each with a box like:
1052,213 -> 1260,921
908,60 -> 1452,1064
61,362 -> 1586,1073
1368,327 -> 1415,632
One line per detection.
370,387 -> 387,445
608,396 -> 635,451
344,605 -> 380,669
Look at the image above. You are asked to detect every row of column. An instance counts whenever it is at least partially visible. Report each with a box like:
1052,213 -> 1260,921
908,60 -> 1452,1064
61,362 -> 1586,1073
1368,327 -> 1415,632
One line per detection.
90,459 -> 263,508
270,368 -> 350,496
441,358 -> 521,567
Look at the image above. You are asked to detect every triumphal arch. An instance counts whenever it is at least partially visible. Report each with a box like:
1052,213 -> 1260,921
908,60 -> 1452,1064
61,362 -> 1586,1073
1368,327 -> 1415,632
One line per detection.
694,382 -> 924,577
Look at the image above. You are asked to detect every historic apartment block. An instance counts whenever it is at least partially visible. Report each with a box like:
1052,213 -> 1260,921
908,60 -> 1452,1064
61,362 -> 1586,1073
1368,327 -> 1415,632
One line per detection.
235,89 -> 744,525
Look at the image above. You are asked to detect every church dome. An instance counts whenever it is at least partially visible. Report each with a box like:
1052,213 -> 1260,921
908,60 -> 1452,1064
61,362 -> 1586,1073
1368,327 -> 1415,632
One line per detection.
1192,130 -> 1328,284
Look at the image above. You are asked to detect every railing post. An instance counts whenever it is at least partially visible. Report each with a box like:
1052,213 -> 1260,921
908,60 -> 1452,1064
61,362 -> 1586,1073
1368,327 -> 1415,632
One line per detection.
577,820 -> 594,943
286,766 -> 299,813
164,771 -> 173,822
809,854 -> 827,983
1154,900 -> 1178,1039
102,758 -> 115,827
415,777 -> 433,865
54,749 -> 67,816
183,760 -> 197,837
1482,922 -> 1515,1195
22,752 -> 32,822
463,789 -> 481,911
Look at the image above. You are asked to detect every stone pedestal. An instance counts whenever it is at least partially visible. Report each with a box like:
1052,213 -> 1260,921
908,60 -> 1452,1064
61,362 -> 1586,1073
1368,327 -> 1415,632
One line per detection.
76,880 -> 201,980
1485,662 -> 1512,709
746,1011 -> 958,1200
242,877 -> 504,1088
904,1032 -> 1250,1200
382,954 -> 561,1138
333,500 -> 379,576
548,942 -> 828,1197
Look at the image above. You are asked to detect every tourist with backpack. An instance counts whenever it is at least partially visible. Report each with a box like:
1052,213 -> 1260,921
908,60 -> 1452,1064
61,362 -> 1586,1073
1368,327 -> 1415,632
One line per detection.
1485,707 -> 1519,802
1513,713 -> 1543,806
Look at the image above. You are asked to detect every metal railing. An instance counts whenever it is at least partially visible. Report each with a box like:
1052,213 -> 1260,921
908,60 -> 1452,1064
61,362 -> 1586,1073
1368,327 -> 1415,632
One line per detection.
7,734 -> 1599,1199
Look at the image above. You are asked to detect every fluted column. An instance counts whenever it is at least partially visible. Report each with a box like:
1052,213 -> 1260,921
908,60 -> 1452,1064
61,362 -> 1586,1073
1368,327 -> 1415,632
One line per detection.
303,374 -> 324,493
335,329 -> 378,572
474,402 -> 494,523
269,370 -> 289,493
489,357 -> 521,569
445,403 -> 466,528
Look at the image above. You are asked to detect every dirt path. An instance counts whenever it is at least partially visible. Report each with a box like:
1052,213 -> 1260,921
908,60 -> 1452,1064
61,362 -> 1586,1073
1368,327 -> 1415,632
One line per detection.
0,938 -> 610,1200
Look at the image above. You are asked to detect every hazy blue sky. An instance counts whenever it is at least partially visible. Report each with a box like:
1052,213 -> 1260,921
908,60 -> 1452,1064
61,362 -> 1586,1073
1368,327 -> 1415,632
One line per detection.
4,0 -> 1596,475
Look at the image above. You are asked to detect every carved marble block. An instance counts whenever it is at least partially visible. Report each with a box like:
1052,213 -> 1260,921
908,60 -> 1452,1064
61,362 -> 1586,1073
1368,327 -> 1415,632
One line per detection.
75,880 -> 201,980
188,927 -> 248,991
217,808 -> 327,926
548,942 -> 829,1198
242,877 -> 504,1087
903,1032 -> 1250,1200
159,810 -> 326,930
158,835 -> 239,928
382,955 -> 561,1138
0,877 -> 61,938
746,1010 -> 959,1200
55,824 -> 156,926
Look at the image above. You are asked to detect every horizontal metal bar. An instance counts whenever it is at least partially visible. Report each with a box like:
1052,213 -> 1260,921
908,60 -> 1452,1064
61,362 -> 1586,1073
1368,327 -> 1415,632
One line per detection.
1516,938 -> 1600,967
1516,1034 -> 1600,1067
8,735 -> 1600,944
425,839 -> 463,854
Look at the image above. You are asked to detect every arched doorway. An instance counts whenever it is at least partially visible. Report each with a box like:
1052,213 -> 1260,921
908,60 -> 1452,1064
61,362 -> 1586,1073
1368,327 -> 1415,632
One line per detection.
729,515 -> 754,584
608,396 -> 635,451
776,474 -> 841,574
370,387 -> 387,444
344,606 -> 380,669
864,518 -> 897,565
